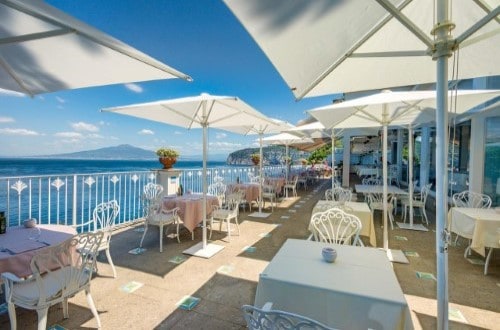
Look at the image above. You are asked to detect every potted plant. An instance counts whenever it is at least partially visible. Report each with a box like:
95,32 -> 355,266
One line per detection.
283,156 -> 292,165
156,147 -> 180,169
250,153 -> 260,166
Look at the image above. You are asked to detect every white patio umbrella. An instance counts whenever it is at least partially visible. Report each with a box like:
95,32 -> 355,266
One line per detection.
309,89 -> 500,251
0,0 -> 191,96
223,119 -> 293,216
225,2 -> 500,325
102,93 -> 277,258
261,132 -> 313,184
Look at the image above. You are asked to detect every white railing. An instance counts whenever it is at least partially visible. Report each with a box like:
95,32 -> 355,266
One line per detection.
0,164 -> 290,230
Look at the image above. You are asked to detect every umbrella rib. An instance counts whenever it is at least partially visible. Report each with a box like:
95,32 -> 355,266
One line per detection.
2,0 -> 192,81
374,0 -> 433,47
456,5 -> 500,44
297,0 -> 414,100
0,28 -> 75,45
160,104 -> 203,128
350,50 -> 428,58
0,56 -> 33,96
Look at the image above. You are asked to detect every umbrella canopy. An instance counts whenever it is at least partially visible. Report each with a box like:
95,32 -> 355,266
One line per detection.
102,93 -> 276,258
309,89 -> 500,250
223,119 -> 293,215
224,0 -> 500,99
0,0 -> 191,96
224,2 -> 500,327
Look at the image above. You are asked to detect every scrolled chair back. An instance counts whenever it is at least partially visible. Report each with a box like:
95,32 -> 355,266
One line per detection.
325,187 -> 352,202
311,208 -> 362,245
30,231 -> 104,304
241,303 -> 334,330
142,183 -> 163,216
362,177 -> 381,185
452,190 -> 492,209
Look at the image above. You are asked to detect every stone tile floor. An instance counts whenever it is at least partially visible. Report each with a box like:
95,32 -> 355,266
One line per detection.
1,178 -> 498,329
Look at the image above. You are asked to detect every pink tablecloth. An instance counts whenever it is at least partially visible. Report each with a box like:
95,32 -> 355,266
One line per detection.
163,194 -> 220,232
227,183 -> 260,203
265,177 -> 285,194
0,224 -> 77,278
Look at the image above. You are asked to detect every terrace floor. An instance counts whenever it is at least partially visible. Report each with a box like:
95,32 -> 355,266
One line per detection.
1,177 -> 499,329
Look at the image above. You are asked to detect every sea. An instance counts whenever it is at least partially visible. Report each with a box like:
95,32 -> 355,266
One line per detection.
0,158 -> 229,178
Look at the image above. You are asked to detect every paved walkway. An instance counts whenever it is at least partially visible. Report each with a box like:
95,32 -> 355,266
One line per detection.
1,178 -> 498,329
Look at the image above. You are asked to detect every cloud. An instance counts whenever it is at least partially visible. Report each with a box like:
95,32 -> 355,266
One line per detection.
0,128 -> 39,136
71,122 -> 99,132
0,88 -> 25,97
0,117 -> 15,123
54,132 -> 83,138
138,129 -> 154,135
174,131 -> 183,135
216,132 -> 227,139
88,133 -> 104,139
125,83 -> 143,93
56,96 -> 65,104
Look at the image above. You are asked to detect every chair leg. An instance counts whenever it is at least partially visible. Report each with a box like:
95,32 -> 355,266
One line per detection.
422,207 -> 429,225
139,224 -> 148,248
105,248 -> 117,278
209,217 -> 213,239
36,307 -> 49,330
7,303 -> 16,330
484,248 -> 494,275
63,297 -> 69,318
159,224 -> 164,253
86,289 -> 102,329
176,223 -> 181,243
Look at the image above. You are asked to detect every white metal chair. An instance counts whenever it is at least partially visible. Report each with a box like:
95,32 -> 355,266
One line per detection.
209,194 -> 240,240
140,183 -> 180,252
283,175 -> 298,197
261,184 -> 277,211
1,232 -> 104,330
310,207 -> 362,245
402,183 -> 432,225
74,200 -> 119,278
367,193 -> 395,230
452,190 -> 492,258
362,176 -> 381,185
208,181 -> 227,207
242,303 -> 334,330
324,187 -> 352,203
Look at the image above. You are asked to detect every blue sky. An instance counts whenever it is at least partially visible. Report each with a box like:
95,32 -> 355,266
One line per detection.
0,0 -> 336,158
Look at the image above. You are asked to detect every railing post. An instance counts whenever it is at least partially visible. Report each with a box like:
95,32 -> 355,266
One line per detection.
72,175 -> 77,226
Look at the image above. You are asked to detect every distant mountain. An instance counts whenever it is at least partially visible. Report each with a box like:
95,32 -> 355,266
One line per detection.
39,144 -> 156,160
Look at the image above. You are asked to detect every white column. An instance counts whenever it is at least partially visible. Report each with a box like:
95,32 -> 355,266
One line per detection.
420,126 -> 431,190
396,129 -> 404,183
342,134 -> 351,187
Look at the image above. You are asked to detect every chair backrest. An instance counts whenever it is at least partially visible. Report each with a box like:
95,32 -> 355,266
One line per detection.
362,177 -> 381,185
311,208 -> 362,245
325,187 -> 352,202
241,304 -> 334,330
452,190 -> 492,208
29,231 -> 103,305
262,184 -> 276,196
208,181 -> 227,206
418,183 -> 432,203
143,183 -> 163,216
367,193 -> 394,208
93,200 -> 119,249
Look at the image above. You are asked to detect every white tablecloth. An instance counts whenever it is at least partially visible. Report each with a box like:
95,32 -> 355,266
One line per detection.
310,201 -> 376,246
448,207 -> 500,257
355,184 -> 408,195
255,239 -> 413,330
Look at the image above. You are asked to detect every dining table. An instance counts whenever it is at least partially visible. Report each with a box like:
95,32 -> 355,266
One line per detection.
310,200 -> 376,246
0,224 -> 77,278
227,182 -> 260,205
448,207 -> 500,257
162,194 -> 220,232
254,239 -> 413,330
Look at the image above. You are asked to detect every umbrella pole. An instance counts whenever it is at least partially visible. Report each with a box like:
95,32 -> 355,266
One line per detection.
285,144 -> 289,197
382,116 -> 389,251
408,125 -> 414,227
259,133 -> 263,213
202,123 -> 208,250
436,1 -> 450,327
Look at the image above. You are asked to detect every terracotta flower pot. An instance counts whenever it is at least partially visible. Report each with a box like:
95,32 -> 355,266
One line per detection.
159,157 -> 177,169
